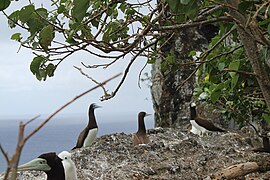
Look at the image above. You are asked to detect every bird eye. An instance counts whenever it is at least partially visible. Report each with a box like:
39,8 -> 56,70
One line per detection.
65,157 -> 68,159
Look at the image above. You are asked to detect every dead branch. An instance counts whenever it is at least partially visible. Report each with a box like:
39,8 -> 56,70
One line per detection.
211,162 -> 259,179
100,39 -> 159,101
1,73 -> 121,180
74,65 -> 109,98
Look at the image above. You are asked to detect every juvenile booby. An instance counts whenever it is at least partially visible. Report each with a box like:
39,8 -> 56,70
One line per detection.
17,152 -> 65,180
73,103 -> 101,149
58,151 -> 78,180
132,111 -> 151,145
190,102 -> 225,137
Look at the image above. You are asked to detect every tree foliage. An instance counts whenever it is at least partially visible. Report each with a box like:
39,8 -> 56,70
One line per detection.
1,0 -> 270,125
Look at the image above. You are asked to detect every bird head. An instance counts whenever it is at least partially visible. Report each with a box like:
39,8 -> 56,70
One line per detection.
190,102 -> 197,108
139,111 -> 151,118
17,153 -> 57,172
90,103 -> 102,110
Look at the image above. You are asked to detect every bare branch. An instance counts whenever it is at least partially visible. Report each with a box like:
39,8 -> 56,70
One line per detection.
101,39 -> 159,101
154,16 -> 231,31
0,145 -> 9,165
24,115 -> 41,126
138,60 -> 148,89
74,66 -> 109,97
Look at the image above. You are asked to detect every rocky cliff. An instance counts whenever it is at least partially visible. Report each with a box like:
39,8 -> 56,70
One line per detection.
2,127 -> 270,179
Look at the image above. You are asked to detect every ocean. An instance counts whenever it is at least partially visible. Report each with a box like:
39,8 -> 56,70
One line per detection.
0,113 -> 154,172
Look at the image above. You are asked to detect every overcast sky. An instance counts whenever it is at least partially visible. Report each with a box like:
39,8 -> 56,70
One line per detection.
0,1 -> 154,120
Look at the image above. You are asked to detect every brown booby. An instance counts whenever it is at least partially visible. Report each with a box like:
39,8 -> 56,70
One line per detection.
17,151 -> 74,180
72,103 -> 101,149
190,102 -> 225,137
132,111 -> 151,145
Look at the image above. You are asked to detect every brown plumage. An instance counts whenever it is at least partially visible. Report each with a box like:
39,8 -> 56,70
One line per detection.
190,103 -> 225,136
132,112 -> 151,145
72,103 -> 101,150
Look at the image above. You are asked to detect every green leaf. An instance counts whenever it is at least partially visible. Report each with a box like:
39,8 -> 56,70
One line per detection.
0,0 -> 11,11
228,60 -> 240,77
46,63 -> 55,77
8,10 -> 20,28
231,74 -> 239,89
91,19 -> 99,28
19,4 -> 35,23
167,0 -> 181,13
26,8 -> 48,35
165,54 -> 175,64
11,33 -> 22,41
32,42 -> 39,49
267,23 -> 270,35
210,90 -> 221,103
57,5 -> 65,14
39,25 -> 55,51
30,56 -> 45,75
72,0 -> 89,23
218,62 -> 225,71
35,8 -> 48,19
263,113 -> 270,123
119,3 -> 127,13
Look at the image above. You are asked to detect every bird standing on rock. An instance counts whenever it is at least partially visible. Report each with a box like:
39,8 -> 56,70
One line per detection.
132,111 -> 151,145
190,102 -> 226,137
73,103 -> 101,149
17,151 -> 77,180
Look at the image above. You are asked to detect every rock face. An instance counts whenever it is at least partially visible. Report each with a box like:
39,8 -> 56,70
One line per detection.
6,127 -> 270,179
151,28 -> 208,128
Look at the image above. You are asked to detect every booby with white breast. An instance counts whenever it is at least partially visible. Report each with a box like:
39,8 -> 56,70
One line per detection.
17,151 -> 77,180
190,102 -> 225,137
58,151 -> 78,180
132,111 -> 151,145
72,103 -> 101,149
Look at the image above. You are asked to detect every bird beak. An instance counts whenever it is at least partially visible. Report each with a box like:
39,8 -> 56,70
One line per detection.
17,158 -> 51,172
145,113 -> 152,117
94,104 -> 102,109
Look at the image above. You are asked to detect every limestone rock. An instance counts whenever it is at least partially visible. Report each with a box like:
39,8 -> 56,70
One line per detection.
1,127 -> 270,179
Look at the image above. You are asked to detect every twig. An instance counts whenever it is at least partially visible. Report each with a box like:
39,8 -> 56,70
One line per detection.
74,66 -> 109,97
101,39 -> 159,101
223,68 -> 258,77
24,115 -> 41,126
154,16 -> 230,31
138,60 -> 148,89
0,145 -> 9,164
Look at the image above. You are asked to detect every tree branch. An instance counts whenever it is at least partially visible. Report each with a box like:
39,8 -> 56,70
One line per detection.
1,73 -> 121,180
153,16 -> 231,31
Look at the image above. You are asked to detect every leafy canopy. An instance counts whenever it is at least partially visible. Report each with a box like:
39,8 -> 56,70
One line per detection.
2,0 -> 270,123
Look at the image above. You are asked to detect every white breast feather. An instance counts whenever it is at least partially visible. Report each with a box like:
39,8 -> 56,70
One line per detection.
58,151 -> 78,180
83,128 -> 98,147
190,120 -> 208,137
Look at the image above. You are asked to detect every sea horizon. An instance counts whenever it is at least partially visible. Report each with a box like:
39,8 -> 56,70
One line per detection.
0,113 -> 154,172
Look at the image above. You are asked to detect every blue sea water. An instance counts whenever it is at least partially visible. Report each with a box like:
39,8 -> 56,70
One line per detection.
0,113 -> 154,172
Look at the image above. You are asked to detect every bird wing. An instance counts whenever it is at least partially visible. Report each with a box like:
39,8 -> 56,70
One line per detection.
74,128 -> 89,149
195,117 -> 225,132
